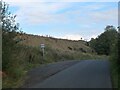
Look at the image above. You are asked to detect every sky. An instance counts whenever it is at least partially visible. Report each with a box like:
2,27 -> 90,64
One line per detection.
3,0 -> 118,41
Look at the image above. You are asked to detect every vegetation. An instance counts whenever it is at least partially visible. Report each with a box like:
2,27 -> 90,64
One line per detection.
89,25 -> 119,88
118,27 -> 120,89
109,26 -> 119,88
1,1 -> 24,88
89,25 -> 118,55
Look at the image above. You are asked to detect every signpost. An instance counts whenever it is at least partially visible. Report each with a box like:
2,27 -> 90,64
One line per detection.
40,44 -> 45,60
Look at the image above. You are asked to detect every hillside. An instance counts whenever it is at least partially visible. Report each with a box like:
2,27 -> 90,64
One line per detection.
16,33 -> 94,54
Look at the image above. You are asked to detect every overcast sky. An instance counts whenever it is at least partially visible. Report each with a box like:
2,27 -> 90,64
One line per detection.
4,0 -> 118,41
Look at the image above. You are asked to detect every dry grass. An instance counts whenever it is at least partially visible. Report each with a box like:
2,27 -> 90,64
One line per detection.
16,33 -> 94,54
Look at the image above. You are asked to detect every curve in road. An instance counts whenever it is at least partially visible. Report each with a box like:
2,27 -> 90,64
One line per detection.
31,60 -> 112,88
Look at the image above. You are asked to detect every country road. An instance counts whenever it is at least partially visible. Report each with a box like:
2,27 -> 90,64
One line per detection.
22,60 -> 112,88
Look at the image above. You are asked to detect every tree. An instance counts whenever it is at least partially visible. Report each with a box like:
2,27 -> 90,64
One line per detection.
117,26 -> 120,69
1,1 -> 20,74
89,25 -> 118,55
105,25 -> 116,31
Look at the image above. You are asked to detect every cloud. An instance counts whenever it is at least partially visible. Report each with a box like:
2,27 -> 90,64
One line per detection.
8,2 -> 73,24
72,6 -> 118,28
56,34 -> 83,40
4,1 -> 117,26
89,8 -> 118,24
3,0 -> 118,41
55,33 -> 99,41
4,0 -> 119,3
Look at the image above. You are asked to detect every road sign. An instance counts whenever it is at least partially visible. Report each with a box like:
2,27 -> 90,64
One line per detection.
40,44 -> 45,61
40,44 -> 45,48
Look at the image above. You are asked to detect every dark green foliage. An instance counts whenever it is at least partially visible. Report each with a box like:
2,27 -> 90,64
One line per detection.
1,1 -> 21,78
109,26 -> 119,88
68,47 -> 72,50
118,26 -> 120,70
89,25 -> 118,55
118,27 -> 120,88
86,42 -> 89,46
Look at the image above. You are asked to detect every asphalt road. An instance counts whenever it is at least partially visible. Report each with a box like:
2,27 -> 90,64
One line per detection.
21,60 -> 79,88
31,60 -> 112,88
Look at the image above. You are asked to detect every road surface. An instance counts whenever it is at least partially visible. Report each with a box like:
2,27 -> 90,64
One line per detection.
21,60 -> 80,88
30,60 -> 112,88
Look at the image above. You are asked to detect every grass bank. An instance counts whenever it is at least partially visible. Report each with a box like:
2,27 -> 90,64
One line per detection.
109,58 -> 119,89
2,43 -> 107,88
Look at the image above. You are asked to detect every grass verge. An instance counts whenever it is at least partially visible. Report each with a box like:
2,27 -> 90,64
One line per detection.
2,45 -> 108,88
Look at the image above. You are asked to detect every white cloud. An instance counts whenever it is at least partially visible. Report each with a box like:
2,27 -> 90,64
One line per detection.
4,0 -> 118,26
89,8 -> 118,24
3,0 -> 118,41
3,0 -> 119,3
56,34 -> 83,40
55,33 -> 99,41
72,7 -> 118,28
8,2 -> 72,24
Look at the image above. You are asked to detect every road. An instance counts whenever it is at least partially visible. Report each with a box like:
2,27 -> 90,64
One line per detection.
21,60 -> 80,88
30,60 -> 112,88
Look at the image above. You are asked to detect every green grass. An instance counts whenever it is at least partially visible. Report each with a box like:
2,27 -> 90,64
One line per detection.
111,68 -> 118,88
109,56 -> 119,89
109,57 -> 119,89
109,43 -> 119,89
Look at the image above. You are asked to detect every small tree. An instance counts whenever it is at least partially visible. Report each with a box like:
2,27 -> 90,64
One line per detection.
1,1 -> 20,75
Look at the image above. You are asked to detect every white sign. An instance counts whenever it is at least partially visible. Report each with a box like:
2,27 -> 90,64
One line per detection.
40,44 -> 45,48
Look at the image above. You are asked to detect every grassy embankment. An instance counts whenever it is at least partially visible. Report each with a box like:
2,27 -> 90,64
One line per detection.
109,34 -> 119,89
109,52 -> 119,88
2,33 -> 107,88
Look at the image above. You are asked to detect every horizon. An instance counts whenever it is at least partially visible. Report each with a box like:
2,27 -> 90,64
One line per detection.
4,0 -> 118,41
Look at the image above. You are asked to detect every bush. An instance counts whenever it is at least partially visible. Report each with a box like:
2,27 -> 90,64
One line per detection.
109,27 -> 119,88
89,25 -> 118,55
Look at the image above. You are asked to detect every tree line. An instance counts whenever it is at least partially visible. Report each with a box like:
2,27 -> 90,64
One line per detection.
89,25 -> 118,55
